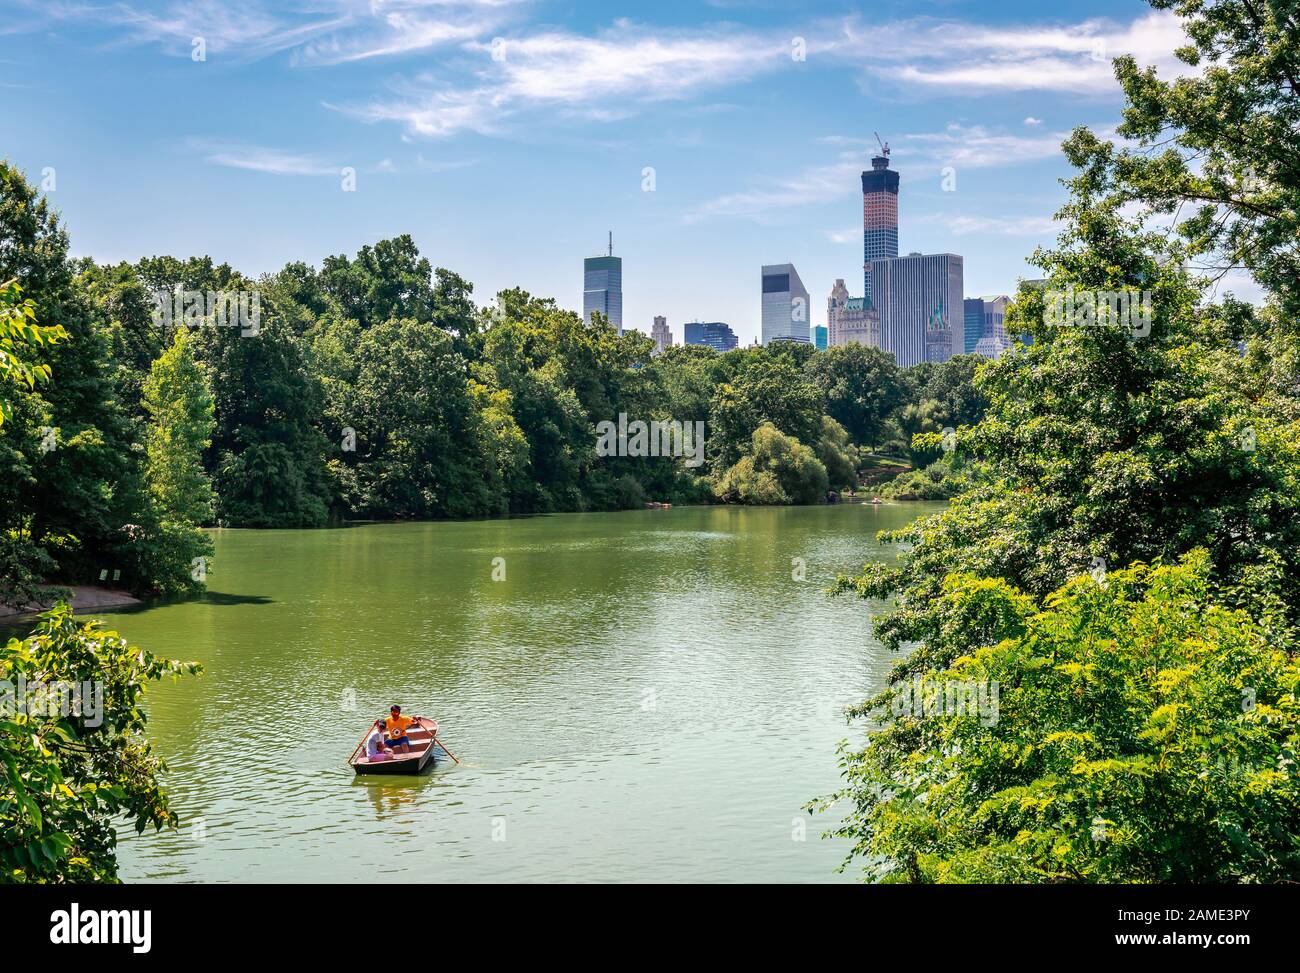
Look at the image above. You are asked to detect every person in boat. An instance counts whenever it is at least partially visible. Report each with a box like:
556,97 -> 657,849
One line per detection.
365,721 -> 393,761
384,705 -> 422,753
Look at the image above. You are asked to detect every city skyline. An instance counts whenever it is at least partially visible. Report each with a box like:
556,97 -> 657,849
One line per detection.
3,1 -> 1261,346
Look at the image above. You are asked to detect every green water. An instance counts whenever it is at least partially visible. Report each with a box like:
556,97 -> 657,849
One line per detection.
93,502 -> 938,883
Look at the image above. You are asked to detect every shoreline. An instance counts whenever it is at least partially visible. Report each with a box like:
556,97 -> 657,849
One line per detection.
0,584 -> 143,621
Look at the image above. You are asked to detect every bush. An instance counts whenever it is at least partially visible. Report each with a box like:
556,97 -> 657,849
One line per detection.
817,416 -> 858,491
713,422 -> 828,505
822,553 -> 1300,883
1,605 -> 200,883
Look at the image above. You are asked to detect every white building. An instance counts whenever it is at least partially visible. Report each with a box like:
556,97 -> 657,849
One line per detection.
868,252 -> 964,367
761,263 -> 810,345
827,278 -> 880,348
651,315 -> 672,354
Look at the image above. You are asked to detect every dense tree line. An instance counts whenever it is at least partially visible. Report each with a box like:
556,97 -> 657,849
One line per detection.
0,162 -> 982,608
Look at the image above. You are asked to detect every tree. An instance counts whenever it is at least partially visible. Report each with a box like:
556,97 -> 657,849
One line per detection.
333,317 -> 518,518
138,328 -> 215,595
320,235 -> 436,329
816,415 -> 858,491
824,1 -> 1300,880
143,328 -> 215,526
0,279 -> 63,427
1,605 -> 200,883
194,317 -> 332,529
824,555 -> 1300,883
805,344 -> 903,447
714,422 -> 827,505
0,162 -> 184,598
709,355 -> 823,474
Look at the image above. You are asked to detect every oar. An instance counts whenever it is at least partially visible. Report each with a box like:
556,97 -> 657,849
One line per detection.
348,720 -> 379,766
422,718 -> 460,764
434,735 -> 461,764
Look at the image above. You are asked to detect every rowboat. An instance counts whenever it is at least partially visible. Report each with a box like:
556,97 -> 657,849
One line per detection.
348,716 -> 441,775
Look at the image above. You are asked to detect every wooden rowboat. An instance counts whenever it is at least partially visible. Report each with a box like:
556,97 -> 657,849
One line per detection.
349,716 -> 441,775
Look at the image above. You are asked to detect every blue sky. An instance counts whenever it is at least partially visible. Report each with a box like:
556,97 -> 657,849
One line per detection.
2,0 -> 1194,344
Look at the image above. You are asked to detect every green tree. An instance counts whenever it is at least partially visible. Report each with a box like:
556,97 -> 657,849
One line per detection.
709,355 -> 822,474
143,328 -> 215,525
805,344 -> 903,448
139,328 -> 215,595
319,235 -> 436,329
1,605 -> 200,883
825,1 -> 1300,881
816,415 -> 858,491
825,555 -> 1300,883
0,279 -> 64,427
715,422 -> 828,505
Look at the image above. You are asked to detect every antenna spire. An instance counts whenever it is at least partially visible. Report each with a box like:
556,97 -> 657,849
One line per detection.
608,231 -> 613,256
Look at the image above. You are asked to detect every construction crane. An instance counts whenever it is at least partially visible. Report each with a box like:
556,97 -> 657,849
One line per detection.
874,132 -> 890,158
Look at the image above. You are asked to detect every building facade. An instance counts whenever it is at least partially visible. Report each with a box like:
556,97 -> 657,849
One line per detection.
583,253 -> 623,332
760,263 -> 810,345
683,321 -> 738,352
868,252 -> 964,367
827,279 -> 881,347
813,325 -> 828,351
965,295 -> 1011,358
862,154 -> 900,305
651,314 -> 672,354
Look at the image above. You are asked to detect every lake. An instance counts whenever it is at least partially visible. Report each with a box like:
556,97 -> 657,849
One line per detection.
91,502 -> 939,882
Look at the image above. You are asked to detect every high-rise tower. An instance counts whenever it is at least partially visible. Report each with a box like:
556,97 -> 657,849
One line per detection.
583,232 -> 623,332
651,314 -> 672,353
761,263 -> 810,345
862,147 -> 900,306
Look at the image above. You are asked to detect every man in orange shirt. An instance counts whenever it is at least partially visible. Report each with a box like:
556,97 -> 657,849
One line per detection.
384,705 -> 420,753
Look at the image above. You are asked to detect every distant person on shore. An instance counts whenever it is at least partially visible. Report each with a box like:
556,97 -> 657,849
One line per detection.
384,705 -> 420,753
365,721 -> 393,761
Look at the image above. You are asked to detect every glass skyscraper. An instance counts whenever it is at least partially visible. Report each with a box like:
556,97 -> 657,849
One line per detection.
760,263 -> 810,345
683,321 -> 738,352
583,252 -> 623,333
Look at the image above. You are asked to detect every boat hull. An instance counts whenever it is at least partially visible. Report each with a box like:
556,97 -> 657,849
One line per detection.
349,717 -> 440,775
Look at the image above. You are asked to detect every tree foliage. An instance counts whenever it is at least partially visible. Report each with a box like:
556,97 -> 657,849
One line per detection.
824,0 -> 1300,882
1,605 -> 200,883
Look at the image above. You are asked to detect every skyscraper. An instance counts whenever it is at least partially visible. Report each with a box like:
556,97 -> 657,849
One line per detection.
583,233 -> 622,332
683,321 -> 738,352
651,315 -> 672,354
828,278 -> 881,347
761,263 -> 810,345
963,298 -> 985,356
868,252 -> 964,367
966,295 -> 1011,358
862,152 -> 900,305
813,325 -> 828,351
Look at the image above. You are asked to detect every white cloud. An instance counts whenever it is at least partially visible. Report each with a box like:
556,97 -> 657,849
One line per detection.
826,10 -> 1189,95
1024,116 -> 1043,125
335,23 -> 787,138
189,140 -> 399,177
897,124 -> 1072,171
945,214 -> 1059,236
14,0 -> 521,62
198,143 -> 339,176
687,156 -> 864,222
690,125 -> 1076,222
